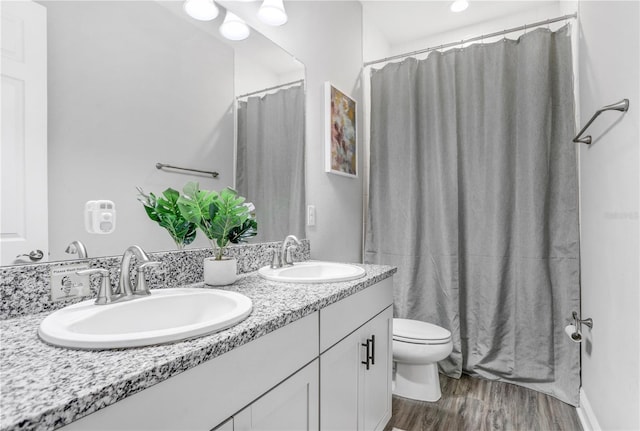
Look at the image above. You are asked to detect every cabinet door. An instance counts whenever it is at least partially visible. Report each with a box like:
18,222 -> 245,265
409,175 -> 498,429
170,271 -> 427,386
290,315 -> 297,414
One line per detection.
235,359 -> 319,431
320,328 -> 361,431
321,305 -> 393,431
360,306 -> 393,431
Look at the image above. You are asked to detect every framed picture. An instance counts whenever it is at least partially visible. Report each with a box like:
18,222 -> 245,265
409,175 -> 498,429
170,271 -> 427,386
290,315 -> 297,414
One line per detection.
325,82 -> 357,178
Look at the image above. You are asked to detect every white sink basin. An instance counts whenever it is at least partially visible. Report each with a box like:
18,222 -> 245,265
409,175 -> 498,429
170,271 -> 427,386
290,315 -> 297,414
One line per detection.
258,261 -> 366,283
38,288 -> 252,349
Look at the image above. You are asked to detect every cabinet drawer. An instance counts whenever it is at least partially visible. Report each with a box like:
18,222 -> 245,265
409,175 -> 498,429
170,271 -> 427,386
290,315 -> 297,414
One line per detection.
62,312 -> 319,431
320,277 -> 393,353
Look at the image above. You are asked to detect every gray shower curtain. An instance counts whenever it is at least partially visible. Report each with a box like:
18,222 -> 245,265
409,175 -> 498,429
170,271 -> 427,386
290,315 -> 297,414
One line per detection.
237,85 -> 305,242
365,26 -> 580,405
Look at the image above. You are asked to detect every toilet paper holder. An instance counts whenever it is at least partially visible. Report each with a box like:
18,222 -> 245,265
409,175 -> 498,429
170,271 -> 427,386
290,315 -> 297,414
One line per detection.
570,311 -> 593,340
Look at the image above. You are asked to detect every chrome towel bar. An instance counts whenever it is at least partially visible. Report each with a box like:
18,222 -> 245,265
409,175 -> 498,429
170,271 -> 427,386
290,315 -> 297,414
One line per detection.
573,99 -> 629,144
156,163 -> 219,178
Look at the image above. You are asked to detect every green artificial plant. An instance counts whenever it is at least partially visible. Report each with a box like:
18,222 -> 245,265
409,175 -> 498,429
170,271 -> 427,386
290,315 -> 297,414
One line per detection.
177,182 -> 257,260
137,187 -> 198,249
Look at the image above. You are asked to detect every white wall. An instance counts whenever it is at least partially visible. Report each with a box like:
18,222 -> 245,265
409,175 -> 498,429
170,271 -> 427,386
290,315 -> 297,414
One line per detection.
224,1 -> 364,262
362,14 -> 391,64
234,32 -> 304,97
235,56 -> 280,97
235,55 -> 304,97
45,1 -> 234,260
578,1 -> 640,430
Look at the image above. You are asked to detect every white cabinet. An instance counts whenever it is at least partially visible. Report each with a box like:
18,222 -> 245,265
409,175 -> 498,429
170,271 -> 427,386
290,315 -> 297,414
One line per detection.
234,360 -> 319,431
320,307 -> 392,431
59,276 -> 394,431
320,278 -> 394,431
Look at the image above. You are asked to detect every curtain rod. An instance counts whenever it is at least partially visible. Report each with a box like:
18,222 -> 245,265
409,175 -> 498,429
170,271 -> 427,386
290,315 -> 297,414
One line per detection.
364,12 -> 577,68
236,79 -> 304,99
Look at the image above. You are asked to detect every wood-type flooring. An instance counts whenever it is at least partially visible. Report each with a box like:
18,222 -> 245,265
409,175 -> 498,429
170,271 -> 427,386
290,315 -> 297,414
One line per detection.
384,374 -> 583,431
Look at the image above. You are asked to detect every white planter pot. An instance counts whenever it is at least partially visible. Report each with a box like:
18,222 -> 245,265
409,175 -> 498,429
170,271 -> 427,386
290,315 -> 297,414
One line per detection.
203,257 -> 238,286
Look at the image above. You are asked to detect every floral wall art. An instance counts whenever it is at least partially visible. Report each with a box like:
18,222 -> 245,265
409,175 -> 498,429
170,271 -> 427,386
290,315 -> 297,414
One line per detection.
325,82 -> 357,177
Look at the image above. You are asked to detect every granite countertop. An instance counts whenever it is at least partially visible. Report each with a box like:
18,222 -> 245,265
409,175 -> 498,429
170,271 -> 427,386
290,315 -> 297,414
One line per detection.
0,264 -> 396,431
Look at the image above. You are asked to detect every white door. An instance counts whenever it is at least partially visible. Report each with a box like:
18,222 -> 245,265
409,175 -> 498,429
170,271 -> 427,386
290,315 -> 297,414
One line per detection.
0,0 -> 48,265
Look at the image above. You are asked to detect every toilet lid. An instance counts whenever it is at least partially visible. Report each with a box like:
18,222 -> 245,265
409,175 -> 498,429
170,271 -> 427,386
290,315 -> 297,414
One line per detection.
393,318 -> 452,343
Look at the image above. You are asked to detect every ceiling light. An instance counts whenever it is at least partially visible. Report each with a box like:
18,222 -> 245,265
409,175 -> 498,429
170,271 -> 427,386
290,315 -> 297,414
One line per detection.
450,0 -> 469,13
258,0 -> 288,26
219,11 -> 250,41
184,0 -> 219,21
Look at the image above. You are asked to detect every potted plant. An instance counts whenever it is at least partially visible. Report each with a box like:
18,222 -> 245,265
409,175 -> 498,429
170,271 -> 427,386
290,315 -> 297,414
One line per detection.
137,187 -> 198,249
178,182 -> 257,285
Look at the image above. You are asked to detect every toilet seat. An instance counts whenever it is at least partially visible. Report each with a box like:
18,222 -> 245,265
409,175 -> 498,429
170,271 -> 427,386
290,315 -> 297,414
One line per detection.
393,318 -> 452,345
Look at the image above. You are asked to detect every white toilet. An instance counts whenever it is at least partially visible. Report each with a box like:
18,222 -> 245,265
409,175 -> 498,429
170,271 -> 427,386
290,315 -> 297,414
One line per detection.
392,318 -> 453,402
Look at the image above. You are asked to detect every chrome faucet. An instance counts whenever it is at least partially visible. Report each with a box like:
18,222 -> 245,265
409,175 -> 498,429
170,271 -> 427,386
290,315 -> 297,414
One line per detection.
281,235 -> 302,267
75,245 -> 161,305
65,240 -> 88,259
270,235 -> 302,269
117,245 -> 161,298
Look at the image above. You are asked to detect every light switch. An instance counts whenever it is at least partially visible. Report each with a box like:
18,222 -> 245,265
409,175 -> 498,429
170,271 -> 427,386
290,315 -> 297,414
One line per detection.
307,205 -> 316,226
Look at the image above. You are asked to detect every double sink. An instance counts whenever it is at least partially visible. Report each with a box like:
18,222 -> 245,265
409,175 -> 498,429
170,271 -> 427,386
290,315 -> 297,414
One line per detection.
38,261 -> 365,350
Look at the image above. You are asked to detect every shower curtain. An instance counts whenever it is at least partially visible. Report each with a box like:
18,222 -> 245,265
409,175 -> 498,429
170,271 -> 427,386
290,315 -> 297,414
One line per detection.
236,85 -> 305,242
365,26 -> 580,405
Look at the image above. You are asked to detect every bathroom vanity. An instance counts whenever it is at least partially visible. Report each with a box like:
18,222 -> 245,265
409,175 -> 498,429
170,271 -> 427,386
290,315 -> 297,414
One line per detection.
0,264 -> 396,431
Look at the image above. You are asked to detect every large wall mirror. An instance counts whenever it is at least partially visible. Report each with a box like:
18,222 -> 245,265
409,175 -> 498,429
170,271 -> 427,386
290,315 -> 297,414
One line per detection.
0,0 -> 305,266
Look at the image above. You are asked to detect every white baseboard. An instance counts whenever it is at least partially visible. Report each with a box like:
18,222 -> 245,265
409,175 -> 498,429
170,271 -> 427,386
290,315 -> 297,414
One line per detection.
576,387 -> 601,431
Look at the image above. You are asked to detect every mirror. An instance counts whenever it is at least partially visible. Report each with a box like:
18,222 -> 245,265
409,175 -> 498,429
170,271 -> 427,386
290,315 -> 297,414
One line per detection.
235,42 -> 306,244
0,0 -> 305,266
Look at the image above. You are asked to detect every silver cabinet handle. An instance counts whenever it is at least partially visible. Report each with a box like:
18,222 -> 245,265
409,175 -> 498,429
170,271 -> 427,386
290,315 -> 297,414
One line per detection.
16,250 -> 44,262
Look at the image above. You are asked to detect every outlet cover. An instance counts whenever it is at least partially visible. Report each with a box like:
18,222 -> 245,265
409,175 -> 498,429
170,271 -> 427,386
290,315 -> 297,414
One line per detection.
50,263 -> 92,302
